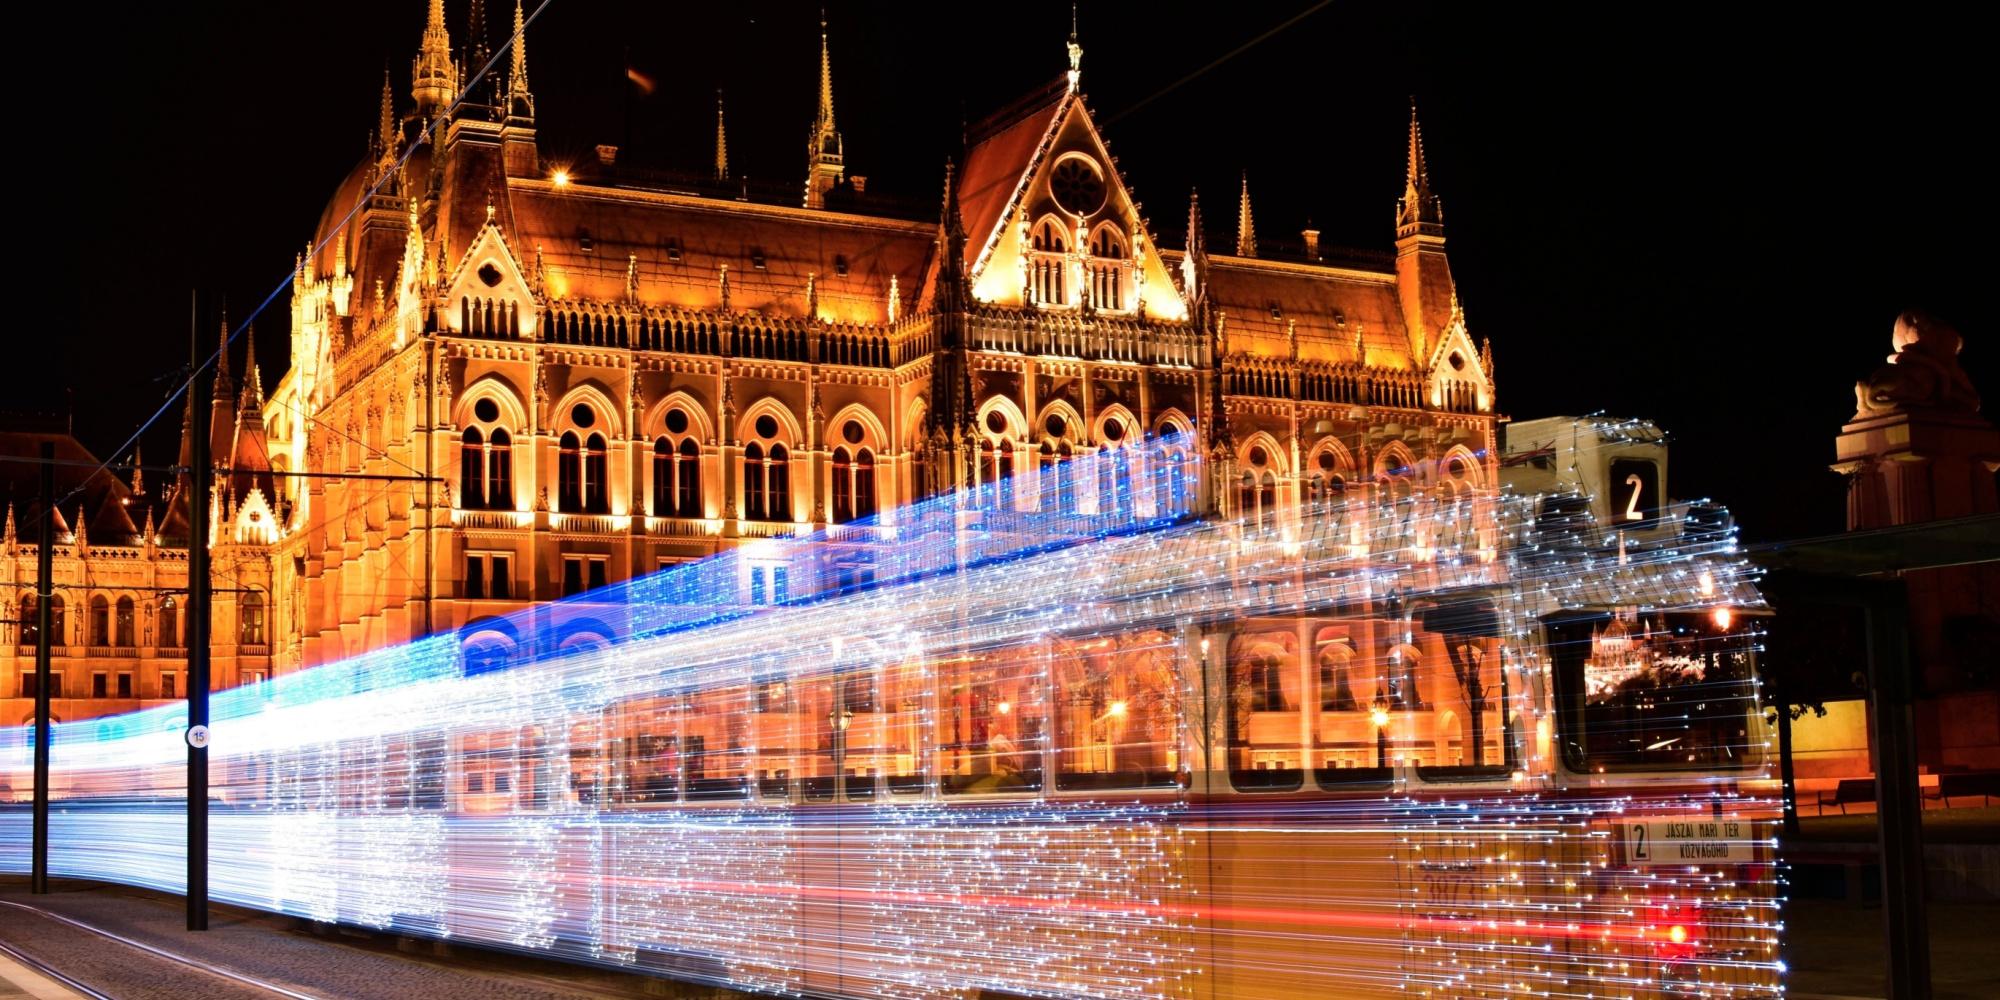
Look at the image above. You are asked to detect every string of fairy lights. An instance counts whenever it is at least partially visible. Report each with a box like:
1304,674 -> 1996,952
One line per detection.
0,442 -> 1784,999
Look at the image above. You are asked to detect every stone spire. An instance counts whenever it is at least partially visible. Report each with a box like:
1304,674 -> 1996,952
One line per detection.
715,88 -> 729,182
376,68 -> 399,164
938,159 -> 968,288
210,314 -> 238,471
214,308 -> 231,388
412,0 -> 458,115
506,0 -> 535,119
803,10 -> 845,208
240,325 -> 264,409
1066,1 -> 1083,93
1397,98 -> 1444,238
131,443 -> 145,497
1180,188 -> 1208,309
1235,171 -> 1257,258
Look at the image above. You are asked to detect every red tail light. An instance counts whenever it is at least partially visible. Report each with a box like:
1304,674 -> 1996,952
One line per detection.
1652,902 -> 1701,962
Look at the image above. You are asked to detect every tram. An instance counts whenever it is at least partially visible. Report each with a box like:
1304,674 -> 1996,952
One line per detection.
2,450 -> 1782,1000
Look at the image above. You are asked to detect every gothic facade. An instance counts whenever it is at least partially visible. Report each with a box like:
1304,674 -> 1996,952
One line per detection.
0,381 -> 276,729
250,2 -> 1496,674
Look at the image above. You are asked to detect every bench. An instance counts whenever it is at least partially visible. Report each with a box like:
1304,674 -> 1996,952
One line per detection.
1818,777 -> 1875,815
1927,770 -> 2000,806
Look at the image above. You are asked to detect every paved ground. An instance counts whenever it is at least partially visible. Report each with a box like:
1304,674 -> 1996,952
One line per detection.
0,878 -> 745,1000
1783,899 -> 2000,1000
9,873 -> 1998,999
1781,807 -> 2000,999
0,947 -> 84,999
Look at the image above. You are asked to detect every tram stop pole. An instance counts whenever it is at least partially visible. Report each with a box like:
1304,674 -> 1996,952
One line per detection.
1762,567 -> 1930,1000
187,292 -> 212,931
30,441 -> 54,894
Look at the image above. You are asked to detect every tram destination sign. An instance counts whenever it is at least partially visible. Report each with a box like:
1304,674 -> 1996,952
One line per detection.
1621,817 -> 1755,866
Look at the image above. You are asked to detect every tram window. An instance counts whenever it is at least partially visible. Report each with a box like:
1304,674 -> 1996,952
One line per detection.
382,737 -> 413,809
941,649 -> 1044,794
613,696 -> 683,804
685,684 -> 751,799
413,733 -> 448,809
1308,627 -> 1390,787
460,731 -> 517,812
750,677 -> 795,798
796,672 -> 839,801
1054,631 -> 1180,790
879,656 -> 928,795
1227,632 -> 1305,791
1411,599 -> 1511,779
339,741 -> 369,811
1547,610 -> 1756,772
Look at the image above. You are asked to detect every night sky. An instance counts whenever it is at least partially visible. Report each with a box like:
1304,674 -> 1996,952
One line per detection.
21,1 -> 1992,542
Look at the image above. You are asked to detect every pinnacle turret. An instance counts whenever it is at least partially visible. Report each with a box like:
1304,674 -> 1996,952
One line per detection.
1236,171 -> 1257,258
506,0 -> 534,119
715,89 -> 729,182
1180,188 -> 1208,309
803,11 -> 846,208
1396,98 -> 1444,238
375,68 -> 399,165
412,0 -> 458,115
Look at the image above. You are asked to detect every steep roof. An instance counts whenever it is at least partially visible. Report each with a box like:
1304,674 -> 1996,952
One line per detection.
1169,252 -> 1415,369
507,182 -> 935,325
0,429 -> 148,546
956,80 -> 1070,281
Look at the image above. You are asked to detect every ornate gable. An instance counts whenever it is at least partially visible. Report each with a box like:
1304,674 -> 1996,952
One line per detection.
1422,294 -> 1491,412
961,92 -> 1184,322
440,214 -> 538,340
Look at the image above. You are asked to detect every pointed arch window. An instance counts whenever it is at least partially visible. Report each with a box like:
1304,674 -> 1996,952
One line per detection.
743,442 -> 767,521
652,406 -> 703,518
653,435 -> 703,518
832,448 -> 853,523
90,595 -> 110,647
765,445 -> 790,520
742,431 -> 791,523
115,596 -> 136,648
240,592 -> 266,646
830,447 -> 879,524
20,593 -> 37,646
559,432 -> 582,512
741,413 -> 793,522
1030,219 -> 1070,307
583,433 -> 609,513
461,427 -> 487,508
461,397 -> 514,510
854,450 -> 876,519
1236,470 -> 1278,529
1040,441 -> 1078,515
158,596 -> 178,649
487,429 -> 513,506
1086,227 -> 1127,311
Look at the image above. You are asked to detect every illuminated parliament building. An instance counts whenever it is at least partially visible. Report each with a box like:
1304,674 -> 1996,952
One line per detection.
7,2 -> 1499,765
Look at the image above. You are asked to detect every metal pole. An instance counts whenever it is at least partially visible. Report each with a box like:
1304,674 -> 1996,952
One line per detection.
187,292 -> 212,931
1775,674 -> 1801,837
1866,592 -> 1927,998
30,440 -> 54,894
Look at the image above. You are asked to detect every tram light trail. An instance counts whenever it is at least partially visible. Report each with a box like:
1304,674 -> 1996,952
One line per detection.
1,441 -> 1784,999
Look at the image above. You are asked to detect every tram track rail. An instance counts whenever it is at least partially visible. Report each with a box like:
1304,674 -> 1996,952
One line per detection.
0,898 -> 324,1000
